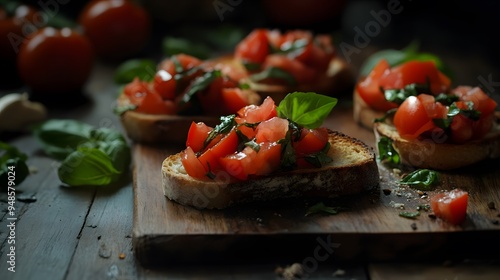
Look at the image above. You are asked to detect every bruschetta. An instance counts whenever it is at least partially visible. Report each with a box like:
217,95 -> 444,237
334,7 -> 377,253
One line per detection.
161,92 -> 379,209
374,86 -> 500,170
115,28 -> 353,144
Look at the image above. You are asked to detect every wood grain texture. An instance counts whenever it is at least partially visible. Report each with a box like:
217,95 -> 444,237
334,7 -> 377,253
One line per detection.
132,102 -> 500,267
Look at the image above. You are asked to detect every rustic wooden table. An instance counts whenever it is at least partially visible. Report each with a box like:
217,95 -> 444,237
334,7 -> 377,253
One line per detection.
2,9 -> 500,277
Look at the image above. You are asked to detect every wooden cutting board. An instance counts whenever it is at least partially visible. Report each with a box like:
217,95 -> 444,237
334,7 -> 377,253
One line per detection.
132,102 -> 500,267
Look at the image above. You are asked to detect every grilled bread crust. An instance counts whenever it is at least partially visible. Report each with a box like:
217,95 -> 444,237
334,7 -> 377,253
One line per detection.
162,130 -> 379,209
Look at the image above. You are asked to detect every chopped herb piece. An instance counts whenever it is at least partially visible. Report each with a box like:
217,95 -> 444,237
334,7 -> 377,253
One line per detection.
303,142 -> 332,168
377,136 -> 400,165
242,61 -> 261,71
384,83 -> 431,104
113,104 -> 137,116
204,114 -> 236,148
182,70 -> 222,104
249,67 -> 297,86
399,211 -> 421,219
399,169 -> 439,190
244,140 -> 260,152
417,204 -> 431,211
279,130 -> 297,170
305,202 -> 340,216
434,93 -> 459,106
114,59 -> 156,84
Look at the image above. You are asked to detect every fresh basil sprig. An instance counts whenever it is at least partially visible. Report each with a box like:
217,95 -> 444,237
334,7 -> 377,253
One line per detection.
434,101 -> 481,131
182,70 -> 222,104
305,202 -> 340,216
277,92 -> 338,129
0,142 -> 30,189
399,169 -> 439,191
203,114 -> 236,150
34,120 -> 131,186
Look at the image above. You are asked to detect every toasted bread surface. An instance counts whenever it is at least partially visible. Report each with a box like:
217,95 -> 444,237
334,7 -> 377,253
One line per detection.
353,89 -> 385,130
162,130 -> 379,209
374,121 -> 500,170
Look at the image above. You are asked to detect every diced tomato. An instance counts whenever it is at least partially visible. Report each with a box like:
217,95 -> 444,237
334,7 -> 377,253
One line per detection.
255,117 -> 289,143
293,127 -> 329,156
263,54 -> 316,84
356,59 -> 397,111
123,78 -> 150,105
134,90 -> 175,115
453,86 -> 497,116
393,95 -> 447,140
181,147 -> 208,180
197,129 -> 239,173
186,122 -> 212,153
221,88 -> 256,115
158,53 -> 202,73
153,69 -> 176,100
379,60 -> 451,94
235,119 -> 257,139
237,96 -> 277,123
450,114 -> 473,143
430,189 -> 469,225
235,29 -> 270,64
219,142 -> 282,180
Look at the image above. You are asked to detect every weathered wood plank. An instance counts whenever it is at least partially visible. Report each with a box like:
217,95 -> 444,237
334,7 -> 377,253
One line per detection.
0,156 -> 95,280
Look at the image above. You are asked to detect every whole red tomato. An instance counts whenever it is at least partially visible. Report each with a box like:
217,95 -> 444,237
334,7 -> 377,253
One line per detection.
0,4 -> 40,62
79,0 -> 152,60
17,27 -> 94,94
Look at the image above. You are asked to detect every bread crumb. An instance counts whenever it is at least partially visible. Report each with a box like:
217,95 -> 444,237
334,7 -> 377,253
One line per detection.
275,263 -> 303,280
389,201 -> 405,209
119,253 -> 126,259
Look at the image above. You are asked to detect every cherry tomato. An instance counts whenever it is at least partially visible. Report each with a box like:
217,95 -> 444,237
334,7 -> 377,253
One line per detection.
393,94 -> 447,140
17,27 -> 94,94
430,189 -> 468,225
0,4 -> 40,62
234,28 -> 269,64
79,0 -> 151,60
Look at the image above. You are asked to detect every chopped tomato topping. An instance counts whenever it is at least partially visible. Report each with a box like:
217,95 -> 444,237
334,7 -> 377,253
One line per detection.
430,189 -> 468,225
181,147 -> 207,180
255,117 -> 289,143
237,96 -> 277,123
186,122 -> 213,153
234,29 -> 270,64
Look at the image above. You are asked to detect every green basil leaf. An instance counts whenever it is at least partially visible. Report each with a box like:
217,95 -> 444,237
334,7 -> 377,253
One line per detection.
374,108 -> 397,123
58,147 -> 121,186
305,202 -> 340,216
249,67 -> 297,86
162,37 -> 212,59
399,169 -> 439,190
377,136 -> 400,165
279,130 -> 297,170
203,114 -> 236,149
34,119 -> 93,160
114,59 -> 156,84
435,93 -> 459,106
182,70 -> 221,104
359,49 -> 407,77
399,211 -> 420,219
244,140 -> 260,152
95,140 -> 131,174
384,83 -> 430,104
277,92 -> 338,129
277,38 -> 308,57
242,61 -> 261,71
0,142 -> 30,188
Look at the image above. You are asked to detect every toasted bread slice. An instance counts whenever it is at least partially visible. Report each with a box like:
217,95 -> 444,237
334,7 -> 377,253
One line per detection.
116,94 -> 221,144
353,89 -> 385,130
374,121 -> 500,170
161,130 -> 379,209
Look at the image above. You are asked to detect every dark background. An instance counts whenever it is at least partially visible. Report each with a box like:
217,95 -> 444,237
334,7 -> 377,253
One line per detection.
7,0 -> 500,93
